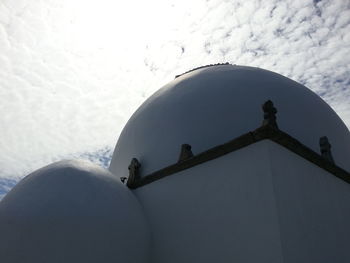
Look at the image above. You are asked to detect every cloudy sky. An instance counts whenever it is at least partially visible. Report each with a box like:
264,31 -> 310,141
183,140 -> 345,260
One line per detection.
0,0 -> 349,197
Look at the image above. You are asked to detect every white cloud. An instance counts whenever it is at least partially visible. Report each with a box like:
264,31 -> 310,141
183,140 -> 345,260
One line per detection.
0,0 -> 349,185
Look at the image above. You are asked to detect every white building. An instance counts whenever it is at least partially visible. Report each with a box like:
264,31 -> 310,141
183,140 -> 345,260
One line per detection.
1,64 -> 350,263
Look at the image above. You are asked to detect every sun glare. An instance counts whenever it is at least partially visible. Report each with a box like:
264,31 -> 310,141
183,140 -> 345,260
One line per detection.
56,1 -> 182,53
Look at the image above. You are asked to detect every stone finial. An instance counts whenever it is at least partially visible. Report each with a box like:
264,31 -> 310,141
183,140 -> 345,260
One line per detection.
262,100 -> 278,129
178,144 -> 194,162
127,158 -> 141,188
319,136 -> 335,164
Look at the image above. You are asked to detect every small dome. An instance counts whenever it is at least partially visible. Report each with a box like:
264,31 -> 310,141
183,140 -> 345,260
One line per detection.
0,160 -> 150,263
110,65 -> 350,176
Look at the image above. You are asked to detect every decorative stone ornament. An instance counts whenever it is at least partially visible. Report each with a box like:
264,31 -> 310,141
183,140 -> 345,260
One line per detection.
262,100 -> 278,129
127,158 -> 141,188
319,136 -> 335,164
178,144 -> 194,162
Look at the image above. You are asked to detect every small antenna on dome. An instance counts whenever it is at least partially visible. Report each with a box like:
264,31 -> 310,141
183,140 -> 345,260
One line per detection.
178,144 -> 194,162
262,100 -> 278,129
127,158 -> 141,188
319,136 -> 335,164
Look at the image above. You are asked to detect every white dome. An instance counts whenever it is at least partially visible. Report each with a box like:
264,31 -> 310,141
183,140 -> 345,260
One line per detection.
0,160 -> 150,263
110,65 -> 350,176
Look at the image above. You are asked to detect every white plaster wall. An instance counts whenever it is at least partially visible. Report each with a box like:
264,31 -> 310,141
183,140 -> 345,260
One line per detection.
135,141 -> 284,263
134,140 -> 350,263
267,142 -> 350,263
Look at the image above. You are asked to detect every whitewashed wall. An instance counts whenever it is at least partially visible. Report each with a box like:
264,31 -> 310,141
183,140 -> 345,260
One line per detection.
134,140 -> 350,263
267,142 -> 350,263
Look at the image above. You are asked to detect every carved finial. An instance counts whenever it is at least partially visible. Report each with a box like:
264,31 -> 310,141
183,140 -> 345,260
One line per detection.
178,144 -> 194,162
262,100 -> 278,129
127,158 -> 141,188
319,136 -> 335,164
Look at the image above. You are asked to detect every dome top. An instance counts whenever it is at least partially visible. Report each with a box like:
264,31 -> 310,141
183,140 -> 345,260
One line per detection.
109,65 -> 350,177
0,160 -> 150,263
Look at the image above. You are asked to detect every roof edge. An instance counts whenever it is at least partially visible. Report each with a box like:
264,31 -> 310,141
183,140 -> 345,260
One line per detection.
128,125 -> 350,189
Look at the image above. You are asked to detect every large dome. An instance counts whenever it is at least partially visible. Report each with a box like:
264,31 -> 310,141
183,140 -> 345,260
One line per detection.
0,160 -> 150,263
110,65 -> 350,176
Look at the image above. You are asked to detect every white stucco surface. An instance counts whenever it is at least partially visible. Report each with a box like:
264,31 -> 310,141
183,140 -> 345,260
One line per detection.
267,142 -> 350,263
134,140 -> 350,263
134,141 -> 282,263
0,160 -> 151,263
109,65 -> 350,177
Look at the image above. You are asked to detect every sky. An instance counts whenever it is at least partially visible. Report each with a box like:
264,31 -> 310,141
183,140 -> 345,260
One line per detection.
0,0 -> 349,198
